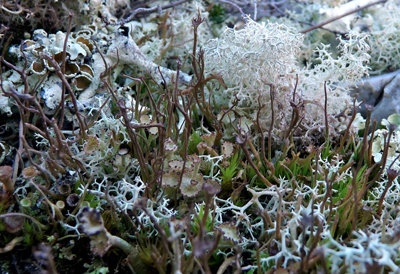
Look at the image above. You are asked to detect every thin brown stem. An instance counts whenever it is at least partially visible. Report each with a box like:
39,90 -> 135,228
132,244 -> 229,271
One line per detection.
58,10 -> 74,129
301,0 -> 387,33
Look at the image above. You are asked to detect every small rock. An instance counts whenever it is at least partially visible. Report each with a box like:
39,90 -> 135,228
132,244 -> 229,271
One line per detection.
351,70 -> 400,122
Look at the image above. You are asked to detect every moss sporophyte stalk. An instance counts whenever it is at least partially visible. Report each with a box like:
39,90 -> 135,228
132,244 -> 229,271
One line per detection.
1,0 -> 400,273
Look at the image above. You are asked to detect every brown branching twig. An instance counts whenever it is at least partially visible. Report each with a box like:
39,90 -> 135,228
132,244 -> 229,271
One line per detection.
42,54 -> 87,139
217,0 -> 246,20
301,0 -> 387,33
57,10 -> 74,129
106,0 -> 190,26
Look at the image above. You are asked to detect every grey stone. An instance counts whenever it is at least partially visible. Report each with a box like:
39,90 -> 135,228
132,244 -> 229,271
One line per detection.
351,70 -> 400,122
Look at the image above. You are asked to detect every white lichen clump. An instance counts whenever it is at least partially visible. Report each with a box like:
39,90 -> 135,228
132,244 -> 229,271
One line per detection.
204,17 -> 370,137
205,17 -> 303,101
204,18 -> 303,134
282,0 -> 400,75
365,0 -> 400,74
299,32 -> 370,132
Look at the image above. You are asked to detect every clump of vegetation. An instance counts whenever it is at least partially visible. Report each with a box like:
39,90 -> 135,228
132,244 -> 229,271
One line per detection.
1,0 -> 400,273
